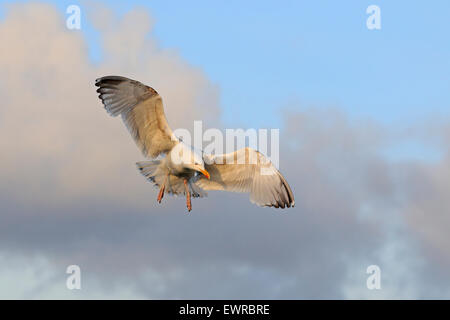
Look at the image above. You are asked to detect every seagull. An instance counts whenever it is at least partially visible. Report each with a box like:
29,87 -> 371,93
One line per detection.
95,76 -> 294,212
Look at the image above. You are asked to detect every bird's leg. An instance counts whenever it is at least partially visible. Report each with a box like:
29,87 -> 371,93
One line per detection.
184,179 -> 192,212
157,173 -> 169,203
157,185 -> 165,203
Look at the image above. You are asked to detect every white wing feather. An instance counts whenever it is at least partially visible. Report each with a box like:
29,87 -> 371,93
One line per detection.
195,148 -> 295,208
95,76 -> 178,158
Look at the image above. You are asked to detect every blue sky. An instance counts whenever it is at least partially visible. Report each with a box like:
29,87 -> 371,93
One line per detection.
2,0 -> 449,127
1,0 -> 449,159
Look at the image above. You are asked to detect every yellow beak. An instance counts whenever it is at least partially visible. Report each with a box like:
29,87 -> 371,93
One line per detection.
198,168 -> 210,179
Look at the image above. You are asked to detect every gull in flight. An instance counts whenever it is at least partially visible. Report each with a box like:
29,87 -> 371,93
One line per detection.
95,76 -> 294,212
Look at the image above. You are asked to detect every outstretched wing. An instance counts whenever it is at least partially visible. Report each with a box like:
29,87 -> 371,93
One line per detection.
95,76 -> 178,158
195,148 -> 295,208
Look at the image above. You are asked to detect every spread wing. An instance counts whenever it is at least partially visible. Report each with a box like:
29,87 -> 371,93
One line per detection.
95,76 -> 178,158
195,148 -> 295,208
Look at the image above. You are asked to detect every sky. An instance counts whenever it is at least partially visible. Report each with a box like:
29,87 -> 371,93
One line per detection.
0,1 -> 449,299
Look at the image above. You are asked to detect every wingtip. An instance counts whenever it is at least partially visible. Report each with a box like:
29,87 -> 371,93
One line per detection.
95,75 -> 122,85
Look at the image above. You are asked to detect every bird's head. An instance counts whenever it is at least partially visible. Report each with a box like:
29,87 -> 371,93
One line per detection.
189,161 -> 210,180
187,151 -> 210,179
173,142 -> 210,179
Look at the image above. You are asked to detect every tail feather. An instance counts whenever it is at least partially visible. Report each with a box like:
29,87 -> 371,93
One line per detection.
136,160 -> 207,198
136,160 -> 161,185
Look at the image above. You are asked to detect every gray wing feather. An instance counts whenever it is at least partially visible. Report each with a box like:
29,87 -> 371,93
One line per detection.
196,148 -> 295,208
95,76 -> 177,158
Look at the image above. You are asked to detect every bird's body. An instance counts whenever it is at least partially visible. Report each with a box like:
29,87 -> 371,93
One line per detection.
95,76 -> 294,211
